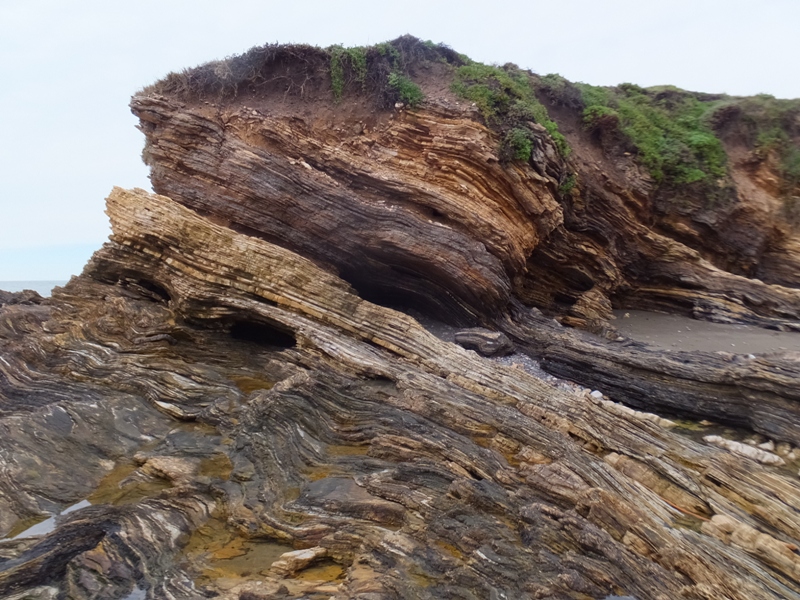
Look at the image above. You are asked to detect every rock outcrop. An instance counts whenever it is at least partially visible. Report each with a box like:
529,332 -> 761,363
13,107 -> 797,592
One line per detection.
131,40 -> 800,334
1,187 -> 798,599
1,37 -> 800,599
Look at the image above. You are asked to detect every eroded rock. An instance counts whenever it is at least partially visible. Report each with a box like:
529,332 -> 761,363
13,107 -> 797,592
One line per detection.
2,36 -> 800,599
454,328 -> 514,356
0,187 -> 797,598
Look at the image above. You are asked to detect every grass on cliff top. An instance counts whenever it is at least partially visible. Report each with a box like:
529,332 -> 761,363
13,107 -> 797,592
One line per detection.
736,94 -> 800,191
575,80 -> 726,185
537,74 -> 800,194
589,84 -> 726,185
139,36 -> 798,197
451,62 -> 570,159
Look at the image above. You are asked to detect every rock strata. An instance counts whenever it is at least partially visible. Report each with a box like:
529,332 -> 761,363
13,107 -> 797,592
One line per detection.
0,187 -> 798,598
2,37 -> 800,599
453,328 -> 514,357
131,40 -> 800,333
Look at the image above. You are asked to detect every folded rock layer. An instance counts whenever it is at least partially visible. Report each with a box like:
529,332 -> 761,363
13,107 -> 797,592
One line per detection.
0,187 -> 798,599
131,39 -> 800,332
2,37 -> 800,599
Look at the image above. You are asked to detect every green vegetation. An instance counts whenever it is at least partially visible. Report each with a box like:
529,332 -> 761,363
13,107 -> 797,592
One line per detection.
141,36 -> 799,205
387,72 -> 424,107
375,41 -> 401,63
142,36 -> 444,110
329,46 -> 368,102
738,95 -> 800,192
452,62 -> 570,158
328,39 -> 436,107
558,173 -> 577,195
329,48 -> 345,101
502,128 -> 533,161
536,73 -> 800,200
784,148 -> 800,190
576,82 -> 727,185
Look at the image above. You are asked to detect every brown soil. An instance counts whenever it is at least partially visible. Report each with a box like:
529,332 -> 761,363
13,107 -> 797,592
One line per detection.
183,43 -> 466,138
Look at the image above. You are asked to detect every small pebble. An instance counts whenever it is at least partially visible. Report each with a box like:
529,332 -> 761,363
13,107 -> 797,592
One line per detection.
744,434 -> 766,446
775,442 -> 791,457
758,440 -> 775,452
590,390 -> 603,399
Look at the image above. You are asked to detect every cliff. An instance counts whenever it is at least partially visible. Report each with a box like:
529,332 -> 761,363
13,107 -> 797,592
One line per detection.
1,37 -> 800,599
131,37 -> 800,332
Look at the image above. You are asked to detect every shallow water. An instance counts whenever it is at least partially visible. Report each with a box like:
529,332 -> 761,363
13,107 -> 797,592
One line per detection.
122,587 -> 147,600
9,499 -> 92,539
86,461 -> 172,506
3,421 -> 226,540
181,515 -> 293,586
613,310 -> 800,354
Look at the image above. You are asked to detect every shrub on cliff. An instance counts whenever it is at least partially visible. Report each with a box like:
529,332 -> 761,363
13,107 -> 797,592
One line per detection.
141,36 -> 459,110
502,127 -> 534,161
329,45 -> 368,101
451,62 -> 570,159
387,72 -> 424,107
736,95 -> 800,194
576,83 -> 727,185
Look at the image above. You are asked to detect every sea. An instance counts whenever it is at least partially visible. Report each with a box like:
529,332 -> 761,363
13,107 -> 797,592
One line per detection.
0,281 -> 69,297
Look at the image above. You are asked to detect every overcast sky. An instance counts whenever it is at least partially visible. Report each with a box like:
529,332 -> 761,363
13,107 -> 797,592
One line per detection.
1,0 -> 799,280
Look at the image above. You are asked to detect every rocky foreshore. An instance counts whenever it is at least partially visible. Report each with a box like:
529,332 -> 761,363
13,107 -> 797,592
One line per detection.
1,37 -> 800,599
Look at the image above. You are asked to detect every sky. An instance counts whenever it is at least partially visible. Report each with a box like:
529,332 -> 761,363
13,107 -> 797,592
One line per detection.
1,0 -> 799,280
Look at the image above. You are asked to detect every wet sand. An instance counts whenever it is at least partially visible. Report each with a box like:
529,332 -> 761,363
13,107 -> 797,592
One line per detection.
613,310 -> 800,354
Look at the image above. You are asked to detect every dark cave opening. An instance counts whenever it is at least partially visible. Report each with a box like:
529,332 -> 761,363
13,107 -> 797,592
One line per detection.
229,320 -> 297,349
341,266 -> 480,329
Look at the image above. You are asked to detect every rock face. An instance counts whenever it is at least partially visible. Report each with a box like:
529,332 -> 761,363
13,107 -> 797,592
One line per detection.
1,37 -> 800,599
0,289 -> 43,307
131,40 -> 800,333
132,91 -> 562,325
1,187 -> 799,599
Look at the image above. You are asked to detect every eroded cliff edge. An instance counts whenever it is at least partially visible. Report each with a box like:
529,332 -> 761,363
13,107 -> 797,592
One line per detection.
127,36 -> 800,442
131,37 -> 800,332
0,37 -> 800,599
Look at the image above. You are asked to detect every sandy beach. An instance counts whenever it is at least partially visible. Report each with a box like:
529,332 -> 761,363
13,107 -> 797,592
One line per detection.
613,310 -> 800,354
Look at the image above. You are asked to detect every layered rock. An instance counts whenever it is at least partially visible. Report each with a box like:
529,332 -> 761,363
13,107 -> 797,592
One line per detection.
131,94 -> 562,325
2,37 -> 800,599
131,41 -> 800,333
0,187 -> 799,599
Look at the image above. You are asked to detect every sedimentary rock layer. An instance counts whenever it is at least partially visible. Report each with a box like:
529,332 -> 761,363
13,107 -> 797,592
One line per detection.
1,187 -> 799,599
3,38 -> 800,599
131,43 -> 800,332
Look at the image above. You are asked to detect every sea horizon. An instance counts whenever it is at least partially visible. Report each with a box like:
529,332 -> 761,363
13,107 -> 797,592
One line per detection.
0,280 -> 69,297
